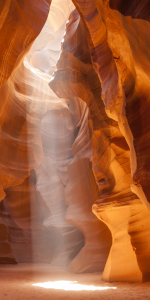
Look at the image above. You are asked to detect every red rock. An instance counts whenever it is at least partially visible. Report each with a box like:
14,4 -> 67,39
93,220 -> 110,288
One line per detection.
1,0 -> 150,283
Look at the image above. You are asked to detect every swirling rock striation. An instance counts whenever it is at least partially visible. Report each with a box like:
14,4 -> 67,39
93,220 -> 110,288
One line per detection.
0,0 -> 150,284
50,3 -> 150,282
50,8 -> 113,273
0,0 -> 51,87
0,0 -> 85,266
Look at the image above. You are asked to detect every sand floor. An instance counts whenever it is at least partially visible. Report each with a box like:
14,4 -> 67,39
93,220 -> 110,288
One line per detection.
0,264 -> 150,300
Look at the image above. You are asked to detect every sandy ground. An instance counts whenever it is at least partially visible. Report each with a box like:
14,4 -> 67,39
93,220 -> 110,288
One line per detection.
0,264 -> 150,300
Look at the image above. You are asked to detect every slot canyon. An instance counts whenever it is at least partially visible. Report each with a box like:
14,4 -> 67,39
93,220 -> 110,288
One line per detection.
0,0 -> 150,299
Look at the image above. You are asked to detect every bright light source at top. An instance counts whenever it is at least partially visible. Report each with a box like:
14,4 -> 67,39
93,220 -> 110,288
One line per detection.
32,280 -> 116,291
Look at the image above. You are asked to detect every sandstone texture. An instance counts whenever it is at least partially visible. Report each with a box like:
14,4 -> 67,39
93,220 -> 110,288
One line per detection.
0,0 -> 150,284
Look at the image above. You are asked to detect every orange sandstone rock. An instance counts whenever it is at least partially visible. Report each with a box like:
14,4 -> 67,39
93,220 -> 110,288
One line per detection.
50,5 -> 150,281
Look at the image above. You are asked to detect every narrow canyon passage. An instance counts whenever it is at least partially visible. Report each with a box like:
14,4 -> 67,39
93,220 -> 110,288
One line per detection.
0,0 -> 112,273
0,0 -> 150,299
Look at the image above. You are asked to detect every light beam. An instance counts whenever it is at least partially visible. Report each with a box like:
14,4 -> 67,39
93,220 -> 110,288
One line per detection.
33,280 -> 116,291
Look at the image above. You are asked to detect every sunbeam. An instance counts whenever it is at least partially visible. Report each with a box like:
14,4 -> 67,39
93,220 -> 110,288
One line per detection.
32,280 -> 117,291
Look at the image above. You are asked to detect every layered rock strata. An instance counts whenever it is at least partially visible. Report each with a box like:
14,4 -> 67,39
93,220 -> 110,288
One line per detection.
1,0 -> 150,283
0,0 -> 85,265
71,0 -> 150,211
0,0 -> 111,271
0,0 -> 51,87
0,0 -> 52,262
50,4 -> 150,282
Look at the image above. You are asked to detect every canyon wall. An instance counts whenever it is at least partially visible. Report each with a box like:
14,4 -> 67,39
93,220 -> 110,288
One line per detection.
0,0 -> 111,273
0,0 -> 150,283
50,1 -> 150,282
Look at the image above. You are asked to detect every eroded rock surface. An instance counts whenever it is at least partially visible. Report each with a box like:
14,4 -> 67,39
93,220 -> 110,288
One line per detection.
0,0 -> 111,272
50,3 -> 150,282
0,0 -> 150,283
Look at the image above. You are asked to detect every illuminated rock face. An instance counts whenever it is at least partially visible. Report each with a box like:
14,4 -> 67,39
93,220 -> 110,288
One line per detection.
1,0 -> 150,283
0,0 -> 51,263
0,0 -> 85,266
50,2 -> 150,282
0,0 -> 111,272
0,0 -> 51,87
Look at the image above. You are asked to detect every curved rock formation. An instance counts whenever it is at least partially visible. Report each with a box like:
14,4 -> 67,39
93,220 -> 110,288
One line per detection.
0,0 -> 52,263
35,110 -> 85,266
1,0 -> 150,284
71,0 -> 150,212
0,214 -> 16,264
0,0 -> 84,265
0,0 -> 100,269
50,3 -> 150,282
0,0 -> 51,86
109,0 -> 150,22
49,7 -> 112,272
0,0 -> 53,200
